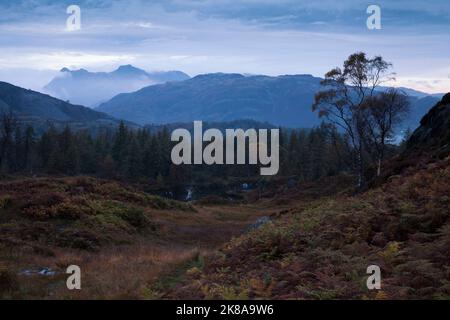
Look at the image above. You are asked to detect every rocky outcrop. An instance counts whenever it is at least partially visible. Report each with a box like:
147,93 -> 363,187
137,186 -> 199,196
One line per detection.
406,92 -> 450,158
370,93 -> 450,186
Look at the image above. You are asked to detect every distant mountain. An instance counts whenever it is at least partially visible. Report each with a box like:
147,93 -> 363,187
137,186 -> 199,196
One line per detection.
43,65 -> 190,107
97,73 -> 440,130
0,81 -> 129,132
379,86 -> 444,99
98,73 -> 323,127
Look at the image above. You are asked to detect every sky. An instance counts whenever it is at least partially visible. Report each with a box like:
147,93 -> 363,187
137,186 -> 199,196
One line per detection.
0,0 -> 449,93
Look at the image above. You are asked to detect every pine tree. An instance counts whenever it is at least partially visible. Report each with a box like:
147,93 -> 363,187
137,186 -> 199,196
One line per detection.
112,121 -> 129,177
23,126 -> 35,174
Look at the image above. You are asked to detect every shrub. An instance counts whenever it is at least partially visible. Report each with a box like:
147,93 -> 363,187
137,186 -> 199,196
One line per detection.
140,286 -> 163,300
203,284 -> 249,300
118,208 -> 150,229
0,195 -> 12,210
55,229 -> 100,251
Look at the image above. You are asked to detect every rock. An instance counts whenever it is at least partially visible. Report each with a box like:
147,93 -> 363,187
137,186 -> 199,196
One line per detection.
407,93 -> 450,157
440,92 -> 450,105
275,280 -> 289,291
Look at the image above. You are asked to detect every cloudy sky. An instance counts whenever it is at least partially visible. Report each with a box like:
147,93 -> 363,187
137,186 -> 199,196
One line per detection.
0,0 -> 449,93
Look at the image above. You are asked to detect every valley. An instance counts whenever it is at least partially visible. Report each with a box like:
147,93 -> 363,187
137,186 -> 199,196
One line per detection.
1,0 -> 450,306
0,61 -> 448,301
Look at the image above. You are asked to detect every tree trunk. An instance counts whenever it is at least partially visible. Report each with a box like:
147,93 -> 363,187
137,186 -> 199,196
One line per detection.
355,147 -> 364,190
377,158 -> 381,177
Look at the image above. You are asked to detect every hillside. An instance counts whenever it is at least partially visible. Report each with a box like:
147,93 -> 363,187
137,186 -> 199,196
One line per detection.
373,93 -> 450,186
407,93 -> 450,157
0,81 -> 128,132
168,94 -> 450,299
97,73 -> 439,128
0,176 -> 271,299
44,65 -> 190,107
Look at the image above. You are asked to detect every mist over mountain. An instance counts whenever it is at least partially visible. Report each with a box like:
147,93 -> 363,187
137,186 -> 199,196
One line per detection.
43,65 -> 190,108
97,73 -> 440,130
0,81 -> 128,132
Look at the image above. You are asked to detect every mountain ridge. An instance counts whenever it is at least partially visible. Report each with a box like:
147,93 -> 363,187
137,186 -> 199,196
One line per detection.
0,81 -> 131,132
43,65 -> 190,107
97,72 -> 440,129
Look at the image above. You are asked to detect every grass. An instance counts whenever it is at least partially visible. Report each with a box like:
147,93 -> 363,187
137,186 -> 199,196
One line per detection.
0,176 -> 270,299
2,157 -> 448,300
171,157 -> 450,300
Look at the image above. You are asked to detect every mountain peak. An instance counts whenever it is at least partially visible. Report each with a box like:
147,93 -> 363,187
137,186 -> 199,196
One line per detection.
114,65 -> 147,75
117,64 -> 138,70
45,65 -> 189,107
64,68 -> 89,75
